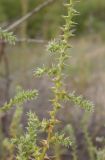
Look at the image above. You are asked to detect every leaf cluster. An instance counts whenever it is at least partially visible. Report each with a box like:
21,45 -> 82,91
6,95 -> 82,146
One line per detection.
0,28 -> 16,44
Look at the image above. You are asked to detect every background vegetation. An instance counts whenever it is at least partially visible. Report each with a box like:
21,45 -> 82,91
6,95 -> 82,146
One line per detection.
0,0 -> 105,38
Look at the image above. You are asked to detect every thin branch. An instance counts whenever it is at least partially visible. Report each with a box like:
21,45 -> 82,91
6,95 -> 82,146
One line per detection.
0,38 -> 47,44
6,0 -> 56,32
16,38 -> 47,43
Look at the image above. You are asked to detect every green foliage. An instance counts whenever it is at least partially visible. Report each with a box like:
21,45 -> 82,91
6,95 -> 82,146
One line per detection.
0,89 -> 38,113
0,28 -> 16,44
15,112 -> 41,160
53,132 -> 72,148
68,92 -> 94,111
1,107 -> 23,160
10,107 -> 23,137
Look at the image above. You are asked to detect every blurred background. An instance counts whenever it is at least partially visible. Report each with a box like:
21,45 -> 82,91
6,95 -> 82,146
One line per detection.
0,0 -> 105,159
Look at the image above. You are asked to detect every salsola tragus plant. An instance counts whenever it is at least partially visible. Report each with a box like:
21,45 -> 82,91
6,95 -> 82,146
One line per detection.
0,0 -> 94,160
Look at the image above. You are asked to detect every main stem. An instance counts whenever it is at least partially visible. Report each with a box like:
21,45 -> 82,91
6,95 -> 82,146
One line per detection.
39,131 -> 51,160
38,1 -> 74,160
